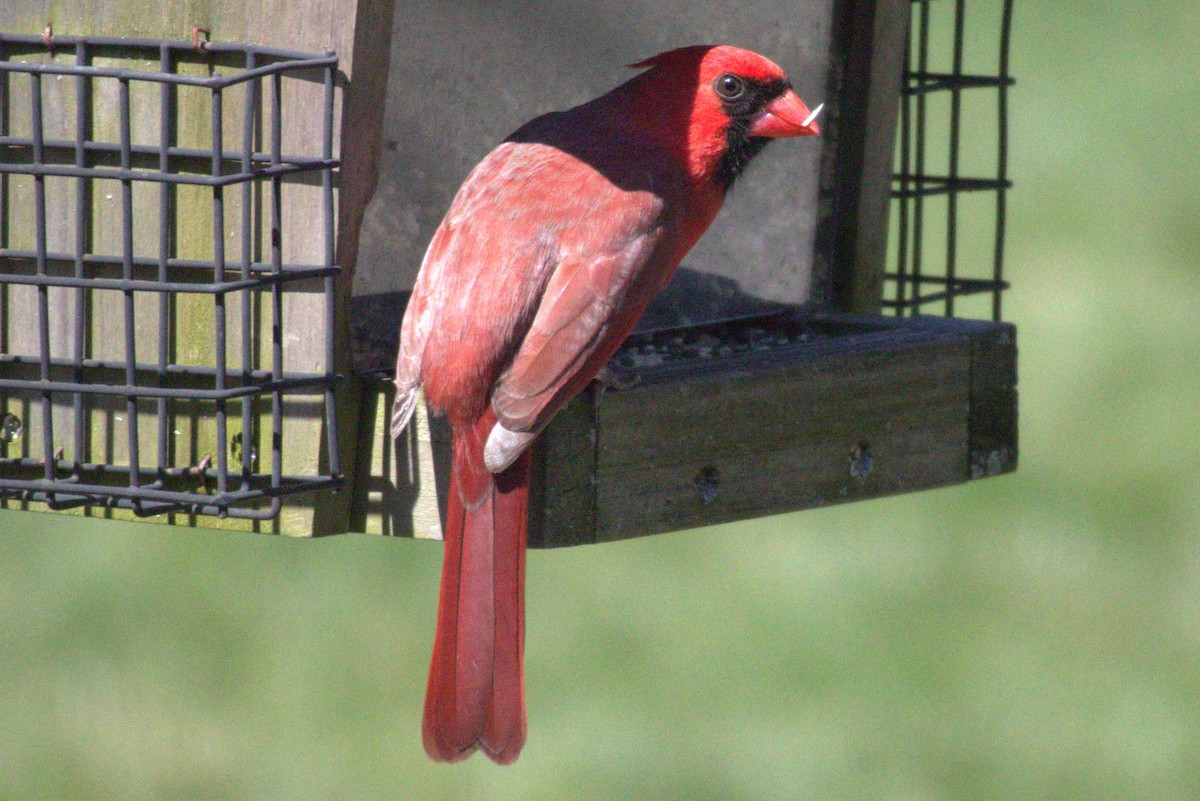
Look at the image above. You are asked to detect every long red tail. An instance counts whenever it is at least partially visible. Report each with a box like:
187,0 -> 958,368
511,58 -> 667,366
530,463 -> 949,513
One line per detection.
423,412 -> 528,764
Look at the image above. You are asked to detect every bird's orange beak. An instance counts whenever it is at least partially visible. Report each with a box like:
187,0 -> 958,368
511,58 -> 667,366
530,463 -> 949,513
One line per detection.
747,90 -> 822,138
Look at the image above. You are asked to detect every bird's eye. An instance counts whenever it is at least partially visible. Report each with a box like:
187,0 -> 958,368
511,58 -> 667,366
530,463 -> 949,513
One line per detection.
714,74 -> 746,101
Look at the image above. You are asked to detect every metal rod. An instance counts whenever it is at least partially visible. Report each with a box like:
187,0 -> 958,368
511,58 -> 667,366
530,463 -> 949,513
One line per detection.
0,374 -> 338,401
0,32 -> 337,66
1,475 -> 343,519
119,76 -> 141,493
0,265 -> 338,294
881,280 -> 1003,309
158,42 -> 173,483
31,71 -> 56,484
891,175 -> 1011,196
0,249 -> 337,287
0,51 -> 338,90
912,0 -> 930,317
2,246 -> 332,274
0,38 -> 9,453
0,37 -> 8,383
270,70 -> 284,495
0,156 -> 339,188
945,0 -> 967,316
0,474 -> 344,506
72,41 -> 91,473
882,273 -> 1010,289
0,130 -> 332,171
322,59 -> 340,480
3,456 -> 322,483
994,0 -> 1014,321
240,51 -> 257,488
904,72 -> 1015,94
894,17 -> 913,315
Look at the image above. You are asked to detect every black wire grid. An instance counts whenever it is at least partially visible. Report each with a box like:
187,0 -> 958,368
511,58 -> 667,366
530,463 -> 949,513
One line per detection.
887,0 -> 1014,319
0,33 -> 342,519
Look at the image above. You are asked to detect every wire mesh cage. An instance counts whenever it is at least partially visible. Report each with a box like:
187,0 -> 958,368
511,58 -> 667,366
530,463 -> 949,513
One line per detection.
0,33 -> 343,520
886,0 -> 1014,320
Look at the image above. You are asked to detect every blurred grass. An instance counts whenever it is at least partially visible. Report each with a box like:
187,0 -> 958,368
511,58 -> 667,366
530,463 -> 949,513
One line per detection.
3,2 -> 1200,798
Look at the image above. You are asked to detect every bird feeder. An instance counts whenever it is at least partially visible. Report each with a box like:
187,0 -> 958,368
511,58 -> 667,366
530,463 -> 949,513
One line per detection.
350,0 -> 1018,545
0,0 -> 1017,542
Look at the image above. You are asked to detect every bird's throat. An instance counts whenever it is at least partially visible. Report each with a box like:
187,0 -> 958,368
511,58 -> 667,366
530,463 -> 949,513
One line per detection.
715,128 -> 773,191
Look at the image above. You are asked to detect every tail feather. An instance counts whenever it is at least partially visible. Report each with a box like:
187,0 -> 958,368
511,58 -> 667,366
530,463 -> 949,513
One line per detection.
481,457 -> 528,762
391,380 -> 420,440
423,412 -> 528,764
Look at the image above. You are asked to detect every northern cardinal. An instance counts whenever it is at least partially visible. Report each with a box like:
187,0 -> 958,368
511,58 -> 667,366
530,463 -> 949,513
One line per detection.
392,44 -> 820,764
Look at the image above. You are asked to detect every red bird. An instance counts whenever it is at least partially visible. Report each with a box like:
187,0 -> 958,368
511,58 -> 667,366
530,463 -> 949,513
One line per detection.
392,44 -> 820,764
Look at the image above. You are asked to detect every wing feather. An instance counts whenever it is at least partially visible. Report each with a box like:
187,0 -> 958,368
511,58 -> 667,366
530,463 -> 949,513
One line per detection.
489,224 -> 665,430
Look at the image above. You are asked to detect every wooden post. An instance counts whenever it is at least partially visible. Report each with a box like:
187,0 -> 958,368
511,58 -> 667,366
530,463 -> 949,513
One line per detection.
820,0 -> 910,313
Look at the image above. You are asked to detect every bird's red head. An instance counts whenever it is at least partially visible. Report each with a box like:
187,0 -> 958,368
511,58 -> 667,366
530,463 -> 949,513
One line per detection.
626,45 -> 821,189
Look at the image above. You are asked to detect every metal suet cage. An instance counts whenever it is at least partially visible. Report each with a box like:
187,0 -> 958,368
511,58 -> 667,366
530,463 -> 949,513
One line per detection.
0,34 -> 343,520
887,0 -> 1014,319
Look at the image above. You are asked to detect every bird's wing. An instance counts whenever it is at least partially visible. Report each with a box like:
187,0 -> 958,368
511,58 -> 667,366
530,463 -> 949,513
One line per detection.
394,137 -> 672,436
489,205 -> 669,433
392,141 -> 577,436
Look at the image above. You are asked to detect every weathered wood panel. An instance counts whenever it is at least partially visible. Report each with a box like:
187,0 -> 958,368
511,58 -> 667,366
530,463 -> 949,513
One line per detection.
587,333 -> 970,541
527,385 -> 600,547
348,375 -> 445,539
821,0 -> 910,312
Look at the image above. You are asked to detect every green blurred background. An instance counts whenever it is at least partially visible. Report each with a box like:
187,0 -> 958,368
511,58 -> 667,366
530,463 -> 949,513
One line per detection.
3,2 -> 1199,798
